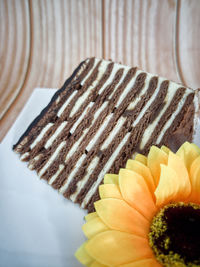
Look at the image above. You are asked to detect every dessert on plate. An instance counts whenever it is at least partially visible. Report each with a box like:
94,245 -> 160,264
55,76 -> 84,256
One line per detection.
13,58 -> 200,211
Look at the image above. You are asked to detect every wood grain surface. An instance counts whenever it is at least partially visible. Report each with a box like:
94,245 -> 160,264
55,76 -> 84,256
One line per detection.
0,0 -> 200,141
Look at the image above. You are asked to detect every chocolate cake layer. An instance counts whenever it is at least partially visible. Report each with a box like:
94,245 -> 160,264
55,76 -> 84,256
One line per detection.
13,58 -> 199,212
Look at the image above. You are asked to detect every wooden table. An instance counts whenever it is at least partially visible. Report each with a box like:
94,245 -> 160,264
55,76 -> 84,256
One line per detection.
0,0 -> 200,141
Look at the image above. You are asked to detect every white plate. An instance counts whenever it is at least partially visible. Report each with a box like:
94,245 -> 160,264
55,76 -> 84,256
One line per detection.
1,88 -> 199,267
0,89 -> 86,267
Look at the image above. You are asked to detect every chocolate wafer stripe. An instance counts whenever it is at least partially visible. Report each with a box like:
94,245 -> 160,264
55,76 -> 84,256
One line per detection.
32,66 -> 119,178
140,87 -> 187,153
74,80 -> 169,207
51,102 -> 112,188
63,71 -> 152,202
79,58 -> 100,86
63,60 -> 104,119
53,69 -> 140,190
18,58 -> 97,158
99,78 -> 159,151
23,60 -> 104,165
13,59 -> 88,154
44,69 -> 125,182
40,66 -> 128,180
30,62 -> 115,174
123,76 -> 158,117
18,70 -> 90,160
157,93 -> 195,147
72,57 -> 96,86
61,71 -> 155,198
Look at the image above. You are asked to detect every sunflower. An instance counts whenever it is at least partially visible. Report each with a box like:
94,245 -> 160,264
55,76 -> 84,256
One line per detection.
75,142 -> 200,267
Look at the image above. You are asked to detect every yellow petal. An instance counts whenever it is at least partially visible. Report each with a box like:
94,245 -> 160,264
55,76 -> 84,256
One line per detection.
161,145 -> 170,155
135,154 -> 147,165
82,217 -> 109,239
147,146 -> 168,186
119,258 -> 162,267
75,242 -> 94,266
103,174 -> 119,185
155,163 -> 190,206
85,212 -> 98,222
99,184 -> 122,199
85,230 -> 153,266
168,151 -> 191,199
89,261 -> 107,267
95,198 -> 150,237
188,155 -> 200,203
126,159 -> 155,195
119,169 -> 157,221
155,165 -> 177,206
176,142 -> 200,171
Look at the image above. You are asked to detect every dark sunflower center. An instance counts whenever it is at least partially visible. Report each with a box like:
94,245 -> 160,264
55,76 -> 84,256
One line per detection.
149,203 -> 200,266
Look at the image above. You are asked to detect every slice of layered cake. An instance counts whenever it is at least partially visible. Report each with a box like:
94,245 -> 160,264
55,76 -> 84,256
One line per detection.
13,58 -> 200,211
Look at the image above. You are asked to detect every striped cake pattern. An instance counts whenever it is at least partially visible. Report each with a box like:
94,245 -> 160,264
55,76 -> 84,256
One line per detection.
13,58 -> 197,211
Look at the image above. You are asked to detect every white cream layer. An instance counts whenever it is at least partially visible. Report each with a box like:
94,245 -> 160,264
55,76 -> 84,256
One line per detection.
132,77 -> 165,127
101,117 -> 126,150
80,58 -> 100,86
30,123 -> 54,149
70,102 -> 94,134
82,132 -> 131,208
127,73 -> 154,110
70,60 -> 110,117
98,63 -> 123,95
86,114 -> 113,151
115,70 -> 143,108
20,152 -> 30,161
140,82 -> 181,149
48,164 -> 65,185
59,154 -> 87,194
108,67 -> 130,100
28,154 -> 42,170
38,141 -> 66,178
156,88 -> 191,144
45,121 -> 67,149
70,157 -> 99,202
65,132 -> 86,163
93,101 -> 108,120
57,90 -> 78,117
